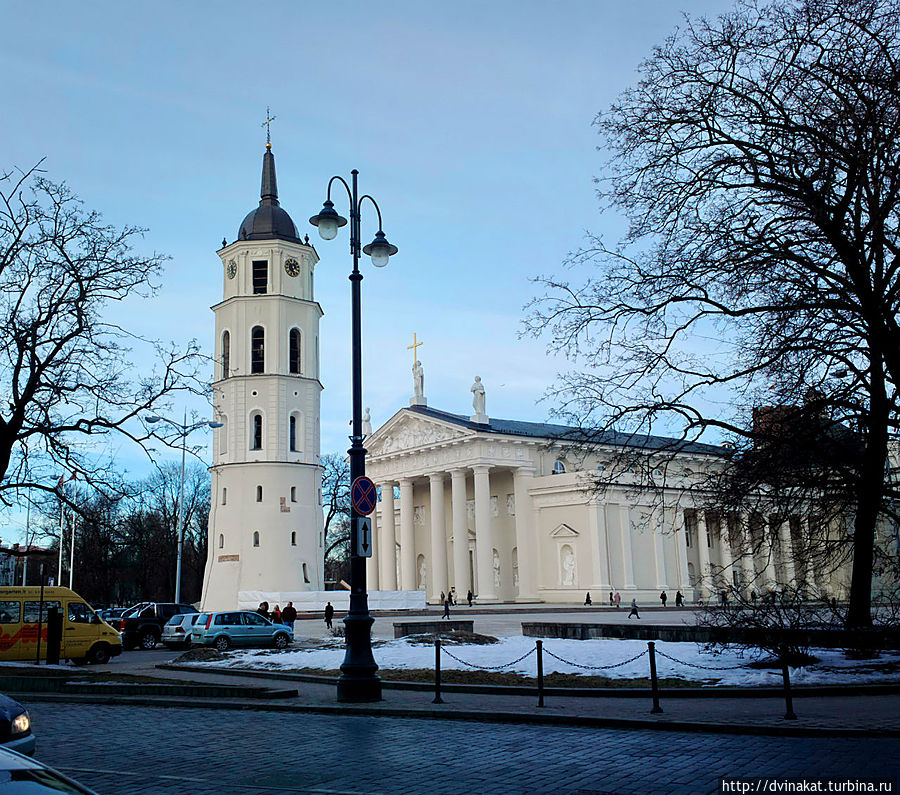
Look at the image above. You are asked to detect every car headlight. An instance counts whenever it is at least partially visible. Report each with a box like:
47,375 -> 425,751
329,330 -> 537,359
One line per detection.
11,712 -> 30,735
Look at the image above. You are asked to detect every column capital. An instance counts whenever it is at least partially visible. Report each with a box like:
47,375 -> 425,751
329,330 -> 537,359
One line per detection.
427,472 -> 445,484
471,463 -> 493,474
398,477 -> 413,487
514,465 -> 536,476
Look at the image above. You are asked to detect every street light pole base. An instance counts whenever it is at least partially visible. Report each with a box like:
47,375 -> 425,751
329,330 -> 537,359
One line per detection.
337,672 -> 383,703
337,612 -> 382,703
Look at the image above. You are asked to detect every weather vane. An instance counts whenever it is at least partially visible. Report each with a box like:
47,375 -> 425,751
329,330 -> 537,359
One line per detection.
262,106 -> 276,148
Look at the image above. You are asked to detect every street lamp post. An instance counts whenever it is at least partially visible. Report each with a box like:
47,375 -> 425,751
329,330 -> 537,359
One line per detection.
146,411 -> 223,604
310,169 -> 397,703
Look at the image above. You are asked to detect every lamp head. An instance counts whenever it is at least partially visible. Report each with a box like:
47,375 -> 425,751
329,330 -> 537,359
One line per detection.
362,230 -> 398,268
146,416 -> 161,424
208,421 -> 224,429
309,200 -> 347,241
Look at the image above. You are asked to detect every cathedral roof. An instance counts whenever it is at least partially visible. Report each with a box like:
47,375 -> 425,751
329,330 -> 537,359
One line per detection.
238,147 -> 302,243
406,405 -> 725,456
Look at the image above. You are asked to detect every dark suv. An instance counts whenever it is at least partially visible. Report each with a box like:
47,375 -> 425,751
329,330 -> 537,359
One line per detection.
117,602 -> 198,650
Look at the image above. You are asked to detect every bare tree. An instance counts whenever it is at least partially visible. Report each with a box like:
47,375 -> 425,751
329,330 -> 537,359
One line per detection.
0,164 -> 201,504
528,0 -> 900,627
320,452 -> 350,583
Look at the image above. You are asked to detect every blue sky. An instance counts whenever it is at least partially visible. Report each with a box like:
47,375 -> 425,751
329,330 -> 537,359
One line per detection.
1,0 -> 735,537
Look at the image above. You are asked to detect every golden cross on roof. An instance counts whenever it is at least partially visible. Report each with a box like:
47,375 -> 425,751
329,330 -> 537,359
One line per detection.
261,106 -> 277,149
407,332 -> 423,365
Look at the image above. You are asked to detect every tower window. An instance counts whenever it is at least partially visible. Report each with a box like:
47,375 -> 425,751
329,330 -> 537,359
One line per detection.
256,485 -> 263,502
251,326 -> 265,374
289,415 -> 297,452
290,486 -> 297,502
251,413 -> 263,450
553,460 -> 566,475
289,328 -> 301,374
222,487 -> 227,505
253,531 -> 260,547
222,331 -> 230,379
252,260 -> 268,294
291,531 -> 297,546
218,534 -> 224,549
302,562 -> 310,583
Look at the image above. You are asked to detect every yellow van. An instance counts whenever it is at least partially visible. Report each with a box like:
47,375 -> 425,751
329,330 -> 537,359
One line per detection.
0,587 -> 123,665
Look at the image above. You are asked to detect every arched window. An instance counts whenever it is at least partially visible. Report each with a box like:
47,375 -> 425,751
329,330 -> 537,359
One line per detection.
253,531 -> 260,547
251,326 -> 265,374
302,562 -> 310,583
218,534 -> 224,549
289,415 -> 297,451
289,328 -> 301,374
221,331 -> 230,379
256,485 -> 263,502
251,413 -> 263,450
553,459 -> 566,475
222,487 -> 227,505
291,531 -> 297,546
290,486 -> 297,503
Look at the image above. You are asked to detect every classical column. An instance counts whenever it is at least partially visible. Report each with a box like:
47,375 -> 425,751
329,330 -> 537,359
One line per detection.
673,507 -> 691,591
778,519 -> 796,588
368,501 -> 380,591
718,516 -> 734,589
652,510 -> 668,590
617,504 -> 636,590
379,482 -> 397,590
428,473 -> 448,603
762,516 -> 778,591
696,509 -> 711,599
513,467 -> 539,601
739,513 -> 757,597
473,464 -> 498,601
399,478 -> 415,591
450,468 -> 469,599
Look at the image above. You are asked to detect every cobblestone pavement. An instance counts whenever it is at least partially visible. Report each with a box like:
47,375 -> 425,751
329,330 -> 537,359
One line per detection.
29,702 -> 900,795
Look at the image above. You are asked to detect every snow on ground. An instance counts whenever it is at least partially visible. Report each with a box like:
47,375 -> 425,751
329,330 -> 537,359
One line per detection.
194,636 -> 900,687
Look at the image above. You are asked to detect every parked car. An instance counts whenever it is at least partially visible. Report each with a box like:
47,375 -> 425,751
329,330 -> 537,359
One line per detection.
0,694 -> 34,757
98,607 -> 126,623
162,613 -> 201,650
191,611 -> 293,651
0,587 -> 122,665
117,602 -> 198,650
0,745 -> 97,793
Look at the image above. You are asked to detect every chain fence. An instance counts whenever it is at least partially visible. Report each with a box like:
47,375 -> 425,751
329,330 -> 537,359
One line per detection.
653,648 -> 748,671
439,645 -> 536,671
542,647 -> 649,670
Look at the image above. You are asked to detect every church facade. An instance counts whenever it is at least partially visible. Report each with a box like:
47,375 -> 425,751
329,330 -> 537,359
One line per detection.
364,387 -> 850,604
201,145 -> 325,610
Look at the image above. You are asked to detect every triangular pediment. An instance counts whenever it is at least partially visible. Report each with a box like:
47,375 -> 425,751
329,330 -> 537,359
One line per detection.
550,523 -> 580,538
367,410 -> 470,456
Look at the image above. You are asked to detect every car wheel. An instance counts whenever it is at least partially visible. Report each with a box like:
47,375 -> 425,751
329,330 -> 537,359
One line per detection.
88,643 -> 111,665
214,635 -> 230,652
273,633 -> 290,650
139,630 -> 158,650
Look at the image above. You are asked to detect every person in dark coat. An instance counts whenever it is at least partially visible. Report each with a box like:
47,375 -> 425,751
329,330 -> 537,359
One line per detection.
466,590 -> 474,607
271,605 -> 282,624
324,601 -> 334,630
584,592 -> 592,606
281,601 -> 297,632
257,602 -> 269,619
442,597 -> 451,619
627,599 -> 641,619
675,591 -> 684,608
660,591 -> 668,607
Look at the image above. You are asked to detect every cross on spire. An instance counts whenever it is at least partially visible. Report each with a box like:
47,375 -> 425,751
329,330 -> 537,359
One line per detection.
407,332 -> 423,365
261,106 -> 277,149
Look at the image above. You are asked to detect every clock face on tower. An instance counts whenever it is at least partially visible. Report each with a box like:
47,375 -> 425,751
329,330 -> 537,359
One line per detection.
226,260 -> 237,279
284,258 -> 301,277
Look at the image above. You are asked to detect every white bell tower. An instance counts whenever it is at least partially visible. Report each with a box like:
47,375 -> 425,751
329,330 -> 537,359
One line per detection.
201,142 -> 324,610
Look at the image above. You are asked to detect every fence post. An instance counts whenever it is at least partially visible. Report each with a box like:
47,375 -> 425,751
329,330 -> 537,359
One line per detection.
780,646 -> 797,720
432,637 -> 444,704
536,640 -> 545,708
648,641 -> 663,714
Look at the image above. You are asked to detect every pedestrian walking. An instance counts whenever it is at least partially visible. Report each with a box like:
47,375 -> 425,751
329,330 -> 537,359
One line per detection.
750,589 -> 758,605
271,605 -> 282,624
719,590 -> 728,607
675,590 -> 684,607
613,591 -> 621,609
440,591 -> 445,605
627,599 -> 641,619
609,591 -> 614,606
584,592 -> 592,606
466,590 -> 474,607
449,588 -> 456,605
324,601 -> 334,630
442,597 -> 451,619
256,601 -> 269,619
281,601 -> 297,633
660,591 -> 667,607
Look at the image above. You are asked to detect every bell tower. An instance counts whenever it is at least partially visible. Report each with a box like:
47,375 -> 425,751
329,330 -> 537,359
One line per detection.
201,142 -> 324,610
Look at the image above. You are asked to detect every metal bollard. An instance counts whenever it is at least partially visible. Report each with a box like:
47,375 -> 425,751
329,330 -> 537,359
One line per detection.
781,648 -> 797,720
648,641 -> 663,714
432,638 -> 444,704
536,640 -> 545,708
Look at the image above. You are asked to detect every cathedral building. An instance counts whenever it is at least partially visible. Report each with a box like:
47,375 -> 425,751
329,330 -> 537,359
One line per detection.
200,145 -> 324,610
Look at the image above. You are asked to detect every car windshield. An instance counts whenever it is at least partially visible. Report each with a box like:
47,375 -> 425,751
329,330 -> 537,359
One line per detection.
121,603 -> 148,618
164,615 -> 184,626
193,614 -> 210,627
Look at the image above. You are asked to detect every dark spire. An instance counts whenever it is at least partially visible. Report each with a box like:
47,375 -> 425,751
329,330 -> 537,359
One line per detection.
260,148 -> 279,205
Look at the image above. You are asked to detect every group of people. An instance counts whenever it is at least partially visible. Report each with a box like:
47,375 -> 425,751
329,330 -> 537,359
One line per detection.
255,601 -> 298,631
581,590 -> 689,619
439,589 -> 475,618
